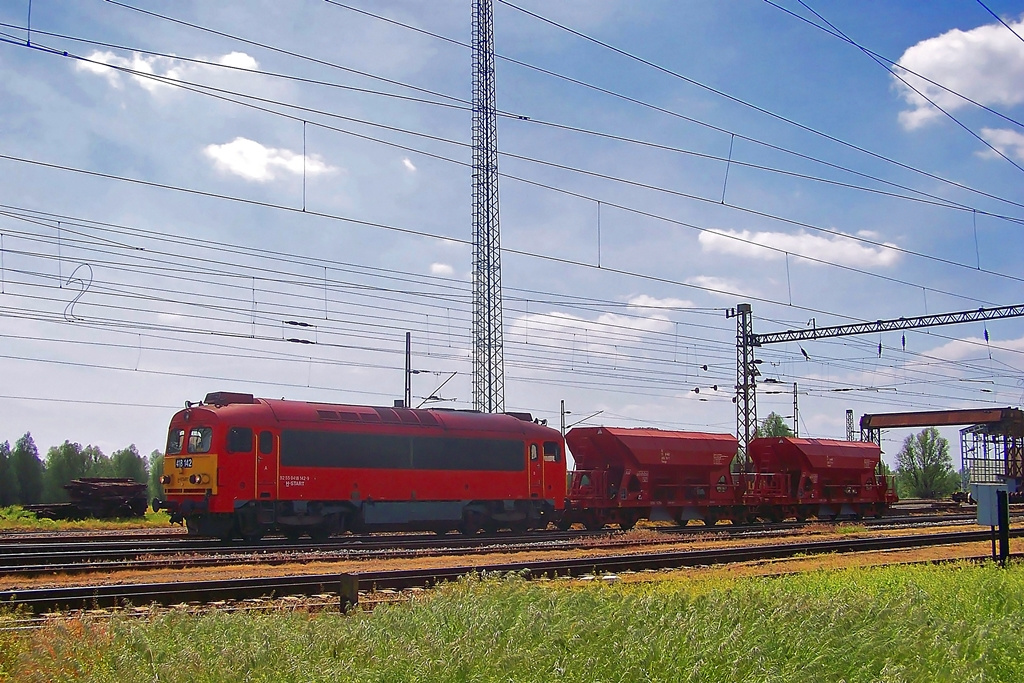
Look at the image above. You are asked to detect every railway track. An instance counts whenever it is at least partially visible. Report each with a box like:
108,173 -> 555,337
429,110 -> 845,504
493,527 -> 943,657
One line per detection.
1,528 -> 1017,614
0,513 -> 1006,578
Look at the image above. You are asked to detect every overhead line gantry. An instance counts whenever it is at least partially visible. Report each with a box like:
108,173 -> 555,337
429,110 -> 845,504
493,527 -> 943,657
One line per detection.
728,303 -> 1024,459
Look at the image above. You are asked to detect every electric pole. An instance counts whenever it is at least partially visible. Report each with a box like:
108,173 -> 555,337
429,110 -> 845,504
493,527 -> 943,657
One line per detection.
471,0 -> 504,413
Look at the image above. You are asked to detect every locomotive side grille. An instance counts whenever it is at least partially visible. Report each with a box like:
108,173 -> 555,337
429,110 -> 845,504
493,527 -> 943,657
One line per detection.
316,410 -> 340,421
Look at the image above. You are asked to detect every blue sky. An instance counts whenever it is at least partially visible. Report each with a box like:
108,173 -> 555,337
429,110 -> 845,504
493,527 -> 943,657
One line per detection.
1,0 -> 1023,466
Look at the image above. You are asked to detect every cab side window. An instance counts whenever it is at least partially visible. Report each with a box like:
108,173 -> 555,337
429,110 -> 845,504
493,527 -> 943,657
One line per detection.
227,427 -> 254,454
259,430 -> 273,455
543,441 -> 561,462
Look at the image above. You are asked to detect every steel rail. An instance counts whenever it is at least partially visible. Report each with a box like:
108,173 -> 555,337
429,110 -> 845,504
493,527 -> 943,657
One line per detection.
2,528 -> 1016,613
0,514 -> 1000,576
0,514 -> 990,576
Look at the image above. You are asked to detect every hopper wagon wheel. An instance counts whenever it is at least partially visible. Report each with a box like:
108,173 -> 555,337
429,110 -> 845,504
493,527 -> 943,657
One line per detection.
620,511 -> 639,531
584,514 -> 605,531
556,518 -> 573,531
703,513 -> 718,527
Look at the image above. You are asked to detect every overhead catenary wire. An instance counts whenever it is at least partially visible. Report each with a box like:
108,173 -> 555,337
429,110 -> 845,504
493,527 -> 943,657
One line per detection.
5,29 -> 1024,303
2,3 -> 1023,435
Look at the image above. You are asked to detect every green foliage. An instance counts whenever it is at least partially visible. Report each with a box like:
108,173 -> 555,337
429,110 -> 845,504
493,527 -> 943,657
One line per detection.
111,444 -> 148,483
0,506 -> 171,531
44,441 -> 108,502
756,411 -> 794,438
148,449 -> 165,501
895,427 -> 959,499
0,440 -> 17,506
9,433 -> 43,505
4,563 -> 1024,681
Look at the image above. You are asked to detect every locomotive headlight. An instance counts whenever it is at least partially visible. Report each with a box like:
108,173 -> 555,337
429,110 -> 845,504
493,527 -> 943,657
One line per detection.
189,474 -> 203,485
160,475 -> 171,485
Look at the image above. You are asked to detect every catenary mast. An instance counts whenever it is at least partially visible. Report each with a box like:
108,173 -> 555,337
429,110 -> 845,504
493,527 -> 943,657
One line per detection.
471,0 -> 504,413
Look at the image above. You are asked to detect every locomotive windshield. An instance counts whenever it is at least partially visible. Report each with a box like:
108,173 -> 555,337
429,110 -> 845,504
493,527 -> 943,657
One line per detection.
168,427 -> 213,454
167,429 -> 184,455
188,427 -> 213,453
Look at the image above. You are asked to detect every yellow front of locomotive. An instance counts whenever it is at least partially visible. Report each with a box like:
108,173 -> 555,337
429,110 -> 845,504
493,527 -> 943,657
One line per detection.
155,408 -> 221,523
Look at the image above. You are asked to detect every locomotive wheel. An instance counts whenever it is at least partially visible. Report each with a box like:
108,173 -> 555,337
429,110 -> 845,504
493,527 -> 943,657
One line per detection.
703,515 -> 717,527
282,528 -> 304,542
308,526 -> 332,542
459,510 -> 483,535
584,515 -> 605,531
556,519 -> 573,531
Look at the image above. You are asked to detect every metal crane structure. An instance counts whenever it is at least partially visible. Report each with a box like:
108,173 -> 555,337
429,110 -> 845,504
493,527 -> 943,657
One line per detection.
860,407 -> 1024,489
471,0 -> 505,413
729,302 -> 1024,460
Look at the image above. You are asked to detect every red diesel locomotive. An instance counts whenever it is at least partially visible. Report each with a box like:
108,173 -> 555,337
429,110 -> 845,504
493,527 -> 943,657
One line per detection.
153,392 -> 566,540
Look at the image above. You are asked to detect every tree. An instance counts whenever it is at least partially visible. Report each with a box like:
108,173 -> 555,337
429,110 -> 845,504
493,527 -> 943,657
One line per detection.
894,427 -> 959,499
111,445 -> 148,483
0,440 -> 17,506
148,449 -> 164,502
757,412 -> 794,438
10,433 -> 43,505
44,441 -> 92,503
44,442 -> 119,501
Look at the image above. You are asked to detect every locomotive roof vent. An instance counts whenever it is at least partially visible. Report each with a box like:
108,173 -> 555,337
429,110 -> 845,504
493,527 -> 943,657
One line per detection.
204,391 -> 256,406
505,411 -> 534,423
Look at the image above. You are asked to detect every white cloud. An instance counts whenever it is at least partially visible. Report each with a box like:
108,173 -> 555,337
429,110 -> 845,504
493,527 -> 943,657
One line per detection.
684,275 -> 750,298
894,18 -> 1024,129
74,49 -> 259,94
698,228 -> 900,268
925,334 -> 1024,362
626,294 -> 696,310
430,263 -> 453,276
979,127 -> 1024,161
203,137 -> 338,182
402,158 -> 417,172
508,307 -> 674,359
218,52 -> 259,70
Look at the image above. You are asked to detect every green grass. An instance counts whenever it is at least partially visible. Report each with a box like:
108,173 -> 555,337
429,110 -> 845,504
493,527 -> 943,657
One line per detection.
0,506 -> 171,532
3,561 -> 1022,682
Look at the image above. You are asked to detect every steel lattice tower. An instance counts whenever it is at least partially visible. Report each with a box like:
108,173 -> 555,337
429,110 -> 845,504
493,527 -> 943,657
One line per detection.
471,0 -> 504,413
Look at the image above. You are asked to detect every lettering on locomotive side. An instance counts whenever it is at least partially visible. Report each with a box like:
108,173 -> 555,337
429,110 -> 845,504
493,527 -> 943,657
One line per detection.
175,458 -> 194,469
281,475 -> 311,488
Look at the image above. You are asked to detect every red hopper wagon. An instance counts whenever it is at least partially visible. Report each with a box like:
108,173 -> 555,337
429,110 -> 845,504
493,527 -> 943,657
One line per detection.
746,437 -> 897,521
563,427 -> 741,529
